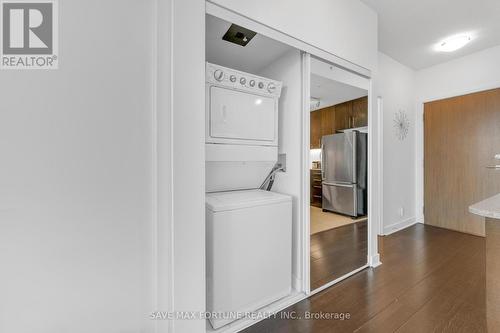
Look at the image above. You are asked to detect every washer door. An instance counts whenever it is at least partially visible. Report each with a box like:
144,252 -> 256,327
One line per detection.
209,86 -> 277,145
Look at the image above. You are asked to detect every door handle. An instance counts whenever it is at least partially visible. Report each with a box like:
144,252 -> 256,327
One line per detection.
321,141 -> 327,180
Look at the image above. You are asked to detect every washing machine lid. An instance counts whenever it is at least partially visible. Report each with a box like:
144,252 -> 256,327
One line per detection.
206,189 -> 291,212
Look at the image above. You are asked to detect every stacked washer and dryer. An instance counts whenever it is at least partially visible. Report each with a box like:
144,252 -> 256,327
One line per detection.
205,63 -> 293,329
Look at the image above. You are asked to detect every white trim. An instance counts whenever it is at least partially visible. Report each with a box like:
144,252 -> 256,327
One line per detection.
377,97 -> 384,236
415,82 -> 500,231
301,52 -> 312,294
367,79 -> 380,268
207,292 -> 308,333
205,2 -> 371,79
369,254 -> 382,268
309,265 -> 369,296
382,217 -> 417,236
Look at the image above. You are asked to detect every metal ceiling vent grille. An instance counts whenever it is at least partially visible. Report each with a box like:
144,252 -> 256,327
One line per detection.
222,24 -> 257,47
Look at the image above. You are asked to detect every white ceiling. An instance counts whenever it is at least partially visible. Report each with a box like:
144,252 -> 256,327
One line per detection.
310,74 -> 367,111
361,0 -> 500,69
206,15 -> 293,74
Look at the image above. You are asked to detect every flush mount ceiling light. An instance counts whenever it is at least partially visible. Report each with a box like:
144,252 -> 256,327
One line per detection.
436,34 -> 472,52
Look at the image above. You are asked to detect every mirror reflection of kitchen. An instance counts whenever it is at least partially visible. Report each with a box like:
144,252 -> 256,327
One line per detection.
309,66 -> 368,291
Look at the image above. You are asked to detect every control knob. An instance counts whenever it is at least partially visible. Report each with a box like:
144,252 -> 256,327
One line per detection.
267,83 -> 276,93
258,82 -> 264,89
249,80 -> 255,87
240,77 -> 247,85
213,69 -> 224,82
229,75 -> 237,82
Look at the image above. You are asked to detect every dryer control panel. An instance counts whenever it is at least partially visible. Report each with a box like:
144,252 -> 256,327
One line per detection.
206,62 -> 282,98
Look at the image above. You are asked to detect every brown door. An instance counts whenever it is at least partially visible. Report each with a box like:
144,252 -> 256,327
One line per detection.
424,88 -> 500,236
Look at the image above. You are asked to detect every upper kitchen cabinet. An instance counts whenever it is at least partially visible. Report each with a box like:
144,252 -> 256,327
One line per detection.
208,0 -> 377,71
333,101 -> 352,131
310,106 -> 335,149
352,96 -> 368,127
310,96 -> 367,148
310,110 -> 322,149
321,106 -> 335,141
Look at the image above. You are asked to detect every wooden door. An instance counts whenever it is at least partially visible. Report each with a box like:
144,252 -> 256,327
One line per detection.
310,110 -> 321,149
424,88 -> 500,236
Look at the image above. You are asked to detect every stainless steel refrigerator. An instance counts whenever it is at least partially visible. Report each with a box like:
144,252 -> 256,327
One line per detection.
321,131 -> 367,217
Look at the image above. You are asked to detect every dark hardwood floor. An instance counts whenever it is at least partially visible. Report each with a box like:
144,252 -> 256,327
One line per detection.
243,224 -> 486,333
310,220 -> 368,290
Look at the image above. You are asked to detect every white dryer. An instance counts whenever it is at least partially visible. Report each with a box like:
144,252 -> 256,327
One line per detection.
205,62 -> 282,193
205,63 -> 292,329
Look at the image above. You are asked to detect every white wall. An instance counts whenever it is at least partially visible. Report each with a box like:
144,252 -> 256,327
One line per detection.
209,0 -> 378,71
259,49 -> 303,290
374,53 -> 417,235
414,45 -> 500,226
416,45 -> 500,102
0,1 -> 155,332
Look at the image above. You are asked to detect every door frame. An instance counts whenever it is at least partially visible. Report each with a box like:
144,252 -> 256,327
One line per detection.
206,0 -> 381,298
303,55 -> 380,295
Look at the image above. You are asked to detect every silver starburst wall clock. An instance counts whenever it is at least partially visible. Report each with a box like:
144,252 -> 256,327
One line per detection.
393,110 -> 410,141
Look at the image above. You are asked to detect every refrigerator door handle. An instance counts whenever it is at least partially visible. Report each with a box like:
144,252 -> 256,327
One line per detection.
353,184 -> 358,215
352,131 -> 357,184
321,140 -> 325,180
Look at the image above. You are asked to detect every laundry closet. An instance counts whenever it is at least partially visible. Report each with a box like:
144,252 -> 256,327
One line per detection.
203,7 -> 374,332
205,13 -> 304,332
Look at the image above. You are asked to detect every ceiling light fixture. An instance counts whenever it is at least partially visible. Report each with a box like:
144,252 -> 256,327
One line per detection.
436,34 -> 472,52
310,97 -> 321,110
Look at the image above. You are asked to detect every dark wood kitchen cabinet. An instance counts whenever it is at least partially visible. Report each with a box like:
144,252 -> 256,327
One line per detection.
321,106 -> 335,140
310,109 -> 322,149
309,96 -> 368,149
333,101 -> 352,131
352,96 -> 368,127
310,169 -> 322,207
310,106 -> 335,149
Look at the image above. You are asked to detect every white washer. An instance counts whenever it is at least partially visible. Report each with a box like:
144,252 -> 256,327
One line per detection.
206,190 -> 292,330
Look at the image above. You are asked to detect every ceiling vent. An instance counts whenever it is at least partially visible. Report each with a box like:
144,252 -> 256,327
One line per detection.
222,24 -> 257,47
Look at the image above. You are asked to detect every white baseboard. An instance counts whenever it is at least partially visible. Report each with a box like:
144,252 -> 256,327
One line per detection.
416,215 -> 424,224
382,217 -> 417,236
369,253 -> 382,268
206,292 -> 307,333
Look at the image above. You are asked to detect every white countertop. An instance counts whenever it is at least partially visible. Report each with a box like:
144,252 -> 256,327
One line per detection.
469,193 -> 500,219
